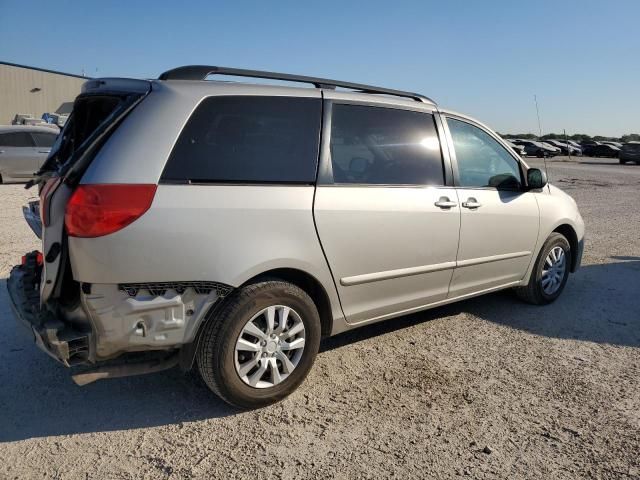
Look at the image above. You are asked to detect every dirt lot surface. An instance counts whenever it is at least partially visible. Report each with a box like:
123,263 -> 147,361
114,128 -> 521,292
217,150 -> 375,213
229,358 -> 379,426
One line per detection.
1,157 -> 639,479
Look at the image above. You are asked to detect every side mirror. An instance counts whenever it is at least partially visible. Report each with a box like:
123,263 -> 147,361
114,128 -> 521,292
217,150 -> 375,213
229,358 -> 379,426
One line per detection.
527,168 -> 547,189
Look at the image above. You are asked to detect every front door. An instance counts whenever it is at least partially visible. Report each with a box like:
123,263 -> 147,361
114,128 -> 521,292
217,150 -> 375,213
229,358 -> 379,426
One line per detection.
444,116 -> 539,297
314,101 -> 460,324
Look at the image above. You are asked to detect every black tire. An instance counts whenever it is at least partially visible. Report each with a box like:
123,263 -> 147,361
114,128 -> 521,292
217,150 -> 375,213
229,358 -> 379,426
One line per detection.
619,158 -> 626,164
197,280 -> 321,409
515,232 -> 571,305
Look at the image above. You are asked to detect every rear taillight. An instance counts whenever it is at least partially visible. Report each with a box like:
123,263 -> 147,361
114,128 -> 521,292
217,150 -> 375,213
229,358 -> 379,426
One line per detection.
40,177 -> 61,227
65,184 -> 157,238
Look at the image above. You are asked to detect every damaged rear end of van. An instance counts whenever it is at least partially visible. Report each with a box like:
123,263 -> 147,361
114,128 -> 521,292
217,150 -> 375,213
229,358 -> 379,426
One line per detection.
6,78 -> 198,384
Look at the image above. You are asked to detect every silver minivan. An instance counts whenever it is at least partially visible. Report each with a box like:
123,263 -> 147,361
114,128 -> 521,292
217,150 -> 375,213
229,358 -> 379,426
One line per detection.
8,66 -> 585,408
0,125 -> 57,183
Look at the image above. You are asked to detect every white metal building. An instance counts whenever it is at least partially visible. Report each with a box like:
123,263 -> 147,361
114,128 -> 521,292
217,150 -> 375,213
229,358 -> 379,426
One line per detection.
0,61 -> 87,125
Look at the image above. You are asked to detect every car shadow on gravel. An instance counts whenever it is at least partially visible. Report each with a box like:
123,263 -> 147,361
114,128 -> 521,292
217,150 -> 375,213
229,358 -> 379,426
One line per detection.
323,259 -> 640,352
0,260 -> 638,442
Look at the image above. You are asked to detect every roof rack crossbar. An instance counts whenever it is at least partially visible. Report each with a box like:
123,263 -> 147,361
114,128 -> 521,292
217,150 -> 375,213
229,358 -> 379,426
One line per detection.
158,65 -> 435,104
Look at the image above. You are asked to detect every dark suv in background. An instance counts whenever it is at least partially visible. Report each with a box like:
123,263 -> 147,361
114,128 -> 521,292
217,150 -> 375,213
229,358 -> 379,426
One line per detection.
619,142 -> 640,164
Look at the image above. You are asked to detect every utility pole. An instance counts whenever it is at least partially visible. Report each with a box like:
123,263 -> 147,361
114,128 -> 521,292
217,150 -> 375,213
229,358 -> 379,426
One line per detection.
534,95 -> 543,138
564,129 -> 571,160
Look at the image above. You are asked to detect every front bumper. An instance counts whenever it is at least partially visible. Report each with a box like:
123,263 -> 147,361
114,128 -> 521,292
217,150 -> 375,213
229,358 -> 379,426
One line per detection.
620,153 -> 640,162
7,252 -> 90,366
573,238 -> 584,272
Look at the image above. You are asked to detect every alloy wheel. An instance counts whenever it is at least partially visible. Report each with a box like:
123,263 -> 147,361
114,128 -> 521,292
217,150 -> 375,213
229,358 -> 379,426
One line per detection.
541,246 -> 567,295
234,305 -> 306,389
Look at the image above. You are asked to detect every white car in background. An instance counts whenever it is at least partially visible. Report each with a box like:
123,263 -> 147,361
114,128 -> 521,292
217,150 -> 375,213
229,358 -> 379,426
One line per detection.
0,125 -> 57,183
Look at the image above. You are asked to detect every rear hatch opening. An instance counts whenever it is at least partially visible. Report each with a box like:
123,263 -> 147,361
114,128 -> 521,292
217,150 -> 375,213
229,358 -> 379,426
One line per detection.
10,79 -> 152,366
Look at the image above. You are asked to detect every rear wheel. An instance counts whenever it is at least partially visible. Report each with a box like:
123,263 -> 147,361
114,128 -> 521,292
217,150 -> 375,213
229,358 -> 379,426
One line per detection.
197,280 -> 321,408
516,233 -> 571,305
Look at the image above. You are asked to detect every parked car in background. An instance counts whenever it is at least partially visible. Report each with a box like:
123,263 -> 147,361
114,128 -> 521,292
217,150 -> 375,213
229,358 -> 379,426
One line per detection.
540,142 -> 561,155
506,140 -> 527,156
7,66 -> 584,408
619,142 -> 640,164
545,140 -> 582,156
0,125 -> 57,183
512,139 -> 558,157
580,140 -> 600,150
600,141 -> 623,148
582,143 -> 621,158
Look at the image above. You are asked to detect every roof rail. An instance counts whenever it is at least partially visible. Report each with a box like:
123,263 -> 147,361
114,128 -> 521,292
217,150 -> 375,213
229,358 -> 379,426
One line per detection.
158,65 -> 435,104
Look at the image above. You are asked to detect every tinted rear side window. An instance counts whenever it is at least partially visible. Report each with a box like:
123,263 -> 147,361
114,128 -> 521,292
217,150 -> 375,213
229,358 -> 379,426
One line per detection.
0,132 -> 35,147
330,104 -> 444,185
162,96 -> 322,183
31,132 -> 57,147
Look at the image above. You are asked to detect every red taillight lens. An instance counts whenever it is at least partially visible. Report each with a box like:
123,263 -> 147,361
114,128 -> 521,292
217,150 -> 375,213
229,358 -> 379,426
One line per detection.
65,184 -> 157,238
40,177 -> 61,227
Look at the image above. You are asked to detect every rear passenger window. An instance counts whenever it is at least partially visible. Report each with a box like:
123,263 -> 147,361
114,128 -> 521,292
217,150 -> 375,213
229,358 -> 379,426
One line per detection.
162,96 -> 322,183
0,132 -> 35,147
330,104 -> 444,185
31,132 -> 57,147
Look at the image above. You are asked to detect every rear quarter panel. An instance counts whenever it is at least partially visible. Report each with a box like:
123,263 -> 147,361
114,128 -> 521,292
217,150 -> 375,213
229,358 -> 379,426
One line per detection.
68,185 -> 344,323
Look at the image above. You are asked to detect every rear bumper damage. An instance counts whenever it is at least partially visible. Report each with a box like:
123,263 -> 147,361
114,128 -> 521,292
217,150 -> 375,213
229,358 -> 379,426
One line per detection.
7,252 -> 90,366
7,252 -> 232,384
22,200 -> 42,239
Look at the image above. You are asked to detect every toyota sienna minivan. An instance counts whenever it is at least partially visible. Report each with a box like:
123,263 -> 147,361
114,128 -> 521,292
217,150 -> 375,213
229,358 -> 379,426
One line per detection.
8,66 -> 585,408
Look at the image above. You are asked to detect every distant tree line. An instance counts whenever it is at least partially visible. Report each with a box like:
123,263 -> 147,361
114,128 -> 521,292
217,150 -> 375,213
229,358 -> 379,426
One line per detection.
498,132 -> 640,142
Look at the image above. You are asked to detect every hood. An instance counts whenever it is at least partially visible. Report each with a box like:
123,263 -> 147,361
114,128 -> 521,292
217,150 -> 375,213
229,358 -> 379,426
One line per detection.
548,183 -> 578,208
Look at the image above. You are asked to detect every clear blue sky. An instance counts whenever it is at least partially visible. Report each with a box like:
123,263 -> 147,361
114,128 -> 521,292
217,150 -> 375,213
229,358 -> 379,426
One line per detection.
1,0 -> 638,136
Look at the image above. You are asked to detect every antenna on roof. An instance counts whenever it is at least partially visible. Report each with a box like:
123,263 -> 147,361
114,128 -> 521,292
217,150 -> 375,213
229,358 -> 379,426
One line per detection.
533,95 -> 550,190
534,94 -> 543,137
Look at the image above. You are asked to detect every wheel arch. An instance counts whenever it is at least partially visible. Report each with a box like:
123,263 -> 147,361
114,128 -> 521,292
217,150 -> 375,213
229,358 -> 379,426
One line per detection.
245,268 -> 334,338
552,223 -> 579,272
179,267 -> 335,371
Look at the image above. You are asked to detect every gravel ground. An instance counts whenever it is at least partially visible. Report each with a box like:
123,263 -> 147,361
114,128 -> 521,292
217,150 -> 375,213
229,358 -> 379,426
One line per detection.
0,157 -> 639,479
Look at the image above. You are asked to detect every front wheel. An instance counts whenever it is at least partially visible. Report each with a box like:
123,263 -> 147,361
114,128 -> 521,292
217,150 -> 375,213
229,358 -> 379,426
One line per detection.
197,280 -> 321,408
516,232 -> 571,305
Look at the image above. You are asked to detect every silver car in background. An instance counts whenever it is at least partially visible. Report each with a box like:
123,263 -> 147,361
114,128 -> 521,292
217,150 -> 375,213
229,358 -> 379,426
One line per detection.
0,125 -> 57,183
7,66 -> 585,408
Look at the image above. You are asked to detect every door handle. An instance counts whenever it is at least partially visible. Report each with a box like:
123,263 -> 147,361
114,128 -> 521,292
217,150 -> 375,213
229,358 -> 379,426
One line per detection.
434,197 -> 458,209
462,198 -> 482,209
